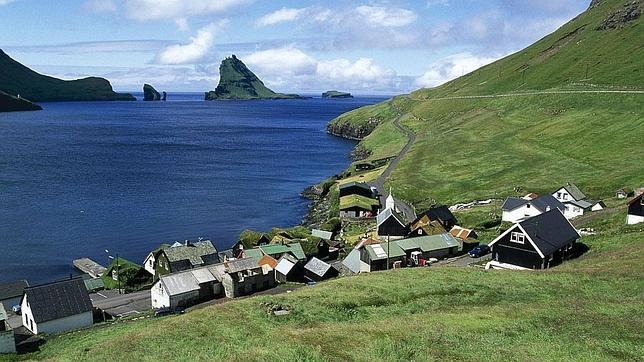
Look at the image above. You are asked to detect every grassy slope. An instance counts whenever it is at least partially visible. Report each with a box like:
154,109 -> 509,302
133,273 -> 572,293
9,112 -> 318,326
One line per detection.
7,208 -> 643,361
327,0 -> 644,210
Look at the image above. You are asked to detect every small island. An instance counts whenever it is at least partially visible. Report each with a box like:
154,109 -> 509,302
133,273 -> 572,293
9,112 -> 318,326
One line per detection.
0,90 -> 42,112
143,84 -> 162,101
322,90 -> 353,98
205,55 -> 302,100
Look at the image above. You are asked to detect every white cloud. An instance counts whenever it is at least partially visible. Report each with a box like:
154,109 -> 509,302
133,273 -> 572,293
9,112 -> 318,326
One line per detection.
317,58 -> 395,84
355,5 -> 417,27
156,22 -> 225,65
125,0 -> 252,21
415,52 -> 500,88
244,46 -> 317,75
256,7 -> 307,26
0,0 -> 16,5
174,18 -> 189,31
83,0 -> 117,13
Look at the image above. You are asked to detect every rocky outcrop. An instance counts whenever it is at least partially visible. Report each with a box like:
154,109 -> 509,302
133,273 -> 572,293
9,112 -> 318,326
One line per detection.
596,1 -> 641,30
162,91 -> 167,101
205,55 -> 302,100
143,84 -> 161,101
322,90 -> 353,98
326,116 -> 382,140
0,90 -> 42,112
0,49 -> 134,102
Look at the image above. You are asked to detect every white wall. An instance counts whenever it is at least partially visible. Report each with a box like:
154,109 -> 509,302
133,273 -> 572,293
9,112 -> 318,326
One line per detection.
591,203 -> 604,211
502,204 -> 541,223
0,330 -> 15,354
144,253 -> 156,275
21,294 -> 92,335
627,214 -> 644,225
553,188 -> 574,202
563,203 -> 584,219
151,280 -> 170,309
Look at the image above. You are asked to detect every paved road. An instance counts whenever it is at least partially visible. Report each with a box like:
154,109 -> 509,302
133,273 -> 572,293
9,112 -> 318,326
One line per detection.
370,101 -> 417,221
90,289 -> 151,317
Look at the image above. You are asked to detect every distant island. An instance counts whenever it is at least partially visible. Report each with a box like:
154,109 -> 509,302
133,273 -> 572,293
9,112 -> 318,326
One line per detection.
143,84 -> 166,101
205,55 -> 302,100
0,90 -> 42,112
0,49 -> 134,102
322,90 -> 353,98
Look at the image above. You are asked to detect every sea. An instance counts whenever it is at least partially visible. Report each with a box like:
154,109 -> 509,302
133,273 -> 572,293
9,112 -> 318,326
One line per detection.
0,93 -> 387,284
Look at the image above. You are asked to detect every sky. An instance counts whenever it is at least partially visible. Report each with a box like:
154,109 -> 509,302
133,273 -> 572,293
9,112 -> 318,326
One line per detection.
0,0 -> 590,94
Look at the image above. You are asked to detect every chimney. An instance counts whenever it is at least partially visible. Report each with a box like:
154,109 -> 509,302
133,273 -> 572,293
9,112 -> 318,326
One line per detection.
546,206 -> 551,212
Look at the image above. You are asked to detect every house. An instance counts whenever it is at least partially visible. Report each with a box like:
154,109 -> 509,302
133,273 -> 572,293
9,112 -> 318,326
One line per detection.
561,199 -> 606,219
151,266 -> 223,309
143,244 -> 170,275
342,238 -> 380,273
501,195 -> 565,223
409,206 -> 458,235
376,208 -> 409,239
396,233 -> 462,261
274,254 -> 304,282
258,254 -> 278,270
270,231 -> 293,245
553,183 -> 587,203
616,188 -> 634,199
316,239 -> 342,260
449,226 -> 479,251
339,194 -> 379,218
339,181 -> 375,198
214,258 -> 276,298
0,280 -> 29,310
257,234 -> 271,245
153,240 -> 219,277
627,193 -> 644,225
243,243 -> 307,263
360,241 -> 407,272
21,278 -> 93,335
487,209 -> 580,270
304,257 -> 338,282
0,304 -> 15,354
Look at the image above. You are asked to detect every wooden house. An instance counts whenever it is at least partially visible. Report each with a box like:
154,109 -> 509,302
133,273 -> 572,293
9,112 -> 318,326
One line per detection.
376,208 -> 409,239
153,240 -> 219,277
449,226 -> 479,251
627,193 -> 644,225
243,243 -> 306,263
304,257 -> 338,282
275,254 -> 304,282
501,195 -> 565,223
342,238 -> 380,274
258,255 -> 278,270
0,304 -> 15,354
487,209 -> 579,270
0,280 -> 28,310
340,194 -> 379,218
409,206 -> 458,235
339,181 -> 375,198
21,278 -> 93,335
360,242 -> 407,272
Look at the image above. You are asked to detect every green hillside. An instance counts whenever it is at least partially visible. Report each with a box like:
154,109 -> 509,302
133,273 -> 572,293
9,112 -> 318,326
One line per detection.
0,90 -> 41,112
0,49 -> 134,102
328,0 -> 643,210
4,208 -> 642,360
205,55 -> 302,100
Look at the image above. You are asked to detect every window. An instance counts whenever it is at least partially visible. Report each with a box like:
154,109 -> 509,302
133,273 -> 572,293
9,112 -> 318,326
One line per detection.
557,192 -> 562,199
563,194 -> 568,200
573,207 -> 580,212
510,232 -> 525,244
526,204 -> 531,209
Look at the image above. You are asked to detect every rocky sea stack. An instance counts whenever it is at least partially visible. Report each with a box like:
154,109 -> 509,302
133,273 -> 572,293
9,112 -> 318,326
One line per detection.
0,90 -> 42,112
322,90 -> 353,98
205,55 -> 302,100
0,49 -> 134,102
143,84 -> 161,101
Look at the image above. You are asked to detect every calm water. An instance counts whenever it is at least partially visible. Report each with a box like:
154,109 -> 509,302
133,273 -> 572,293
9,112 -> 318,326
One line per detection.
0,93 -> 386,284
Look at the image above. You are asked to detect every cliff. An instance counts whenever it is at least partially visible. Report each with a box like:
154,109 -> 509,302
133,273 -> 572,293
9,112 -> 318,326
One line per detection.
0,49 -> 135,102
0,90 -> 42,112
205,55 -> 302,100
143,84 -> 161,101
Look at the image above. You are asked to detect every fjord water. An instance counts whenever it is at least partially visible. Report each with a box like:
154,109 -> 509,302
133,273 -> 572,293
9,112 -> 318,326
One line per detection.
0,94 -> 385,283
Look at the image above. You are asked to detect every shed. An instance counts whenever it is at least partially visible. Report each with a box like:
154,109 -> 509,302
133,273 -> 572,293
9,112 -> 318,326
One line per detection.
449,226 -> 479,251
274,254 -> 304,283
0,280 -> 29,310
339,181 -> 375,198
304,257 -> 338,282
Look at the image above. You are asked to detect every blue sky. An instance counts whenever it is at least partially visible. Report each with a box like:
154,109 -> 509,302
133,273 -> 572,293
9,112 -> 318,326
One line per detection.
0,0 -> 589,94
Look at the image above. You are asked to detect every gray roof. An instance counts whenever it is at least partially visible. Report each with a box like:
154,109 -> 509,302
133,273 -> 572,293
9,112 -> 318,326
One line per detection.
376,207 -> 407,227
159,266 -> 220,296
312,229 -> 333,240
0,279 -> 29,301
163,240 -> 218,266
304,257 -> 332,277
561,183 -> 587,201
502,195 -> 564,213
24,278 -> 93,323
225,258 -> 260,274
519,210 -> 580,256
275,255 -> 297,275
565,199 -> 594,209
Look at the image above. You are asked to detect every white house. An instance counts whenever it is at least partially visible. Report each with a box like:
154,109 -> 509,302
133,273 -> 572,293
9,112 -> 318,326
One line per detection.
342,238 -> 379,274
501,195 -> 565,223
552,183 -> 587,203
561,199 -> 606,219
21,278 -> 93,335
151,266 -> 223,309
627,193 -> 644,225
0,304 -> 15,354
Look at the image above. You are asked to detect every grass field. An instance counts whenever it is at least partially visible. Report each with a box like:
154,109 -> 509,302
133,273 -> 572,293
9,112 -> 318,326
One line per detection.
5,205 -> 642,361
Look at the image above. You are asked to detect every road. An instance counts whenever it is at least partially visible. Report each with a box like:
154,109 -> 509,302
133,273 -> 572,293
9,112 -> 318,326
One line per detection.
90,289 -> 151,318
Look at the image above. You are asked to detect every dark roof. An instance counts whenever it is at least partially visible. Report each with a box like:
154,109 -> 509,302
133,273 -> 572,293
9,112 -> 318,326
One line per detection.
0,280 -> 29,301
561,183 -> 587,201
519,210 -> 579,256
501,197 -> 529,211
225,258 -> 260,274
163,240 -> 218,266
339,181 -> 372,191
304,257 -> 332,277
501,195 -> 564,213
414,205 -> 458,225
628,193 -> 643,206
24,278 -> 93,323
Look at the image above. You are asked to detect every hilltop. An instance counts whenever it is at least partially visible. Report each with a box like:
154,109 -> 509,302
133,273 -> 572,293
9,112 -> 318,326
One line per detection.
0,90 -> 41,112
327,0 -> 643,211
205,55 -> 302,100
0,49 -> 134,102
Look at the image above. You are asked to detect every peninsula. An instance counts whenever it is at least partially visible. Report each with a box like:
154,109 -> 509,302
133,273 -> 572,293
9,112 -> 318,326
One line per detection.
0,90 -> 42,112
0,49 -> 135,102
205,55 -> 302,100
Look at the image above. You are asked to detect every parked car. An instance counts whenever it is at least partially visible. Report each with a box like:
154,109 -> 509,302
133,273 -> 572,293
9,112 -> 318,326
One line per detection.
154,307 -> 185,317
11,305 -> 21,315
468,245 -> 491,258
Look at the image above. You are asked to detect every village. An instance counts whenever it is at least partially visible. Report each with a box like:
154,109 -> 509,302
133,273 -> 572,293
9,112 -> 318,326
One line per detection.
1,176 -> 642,355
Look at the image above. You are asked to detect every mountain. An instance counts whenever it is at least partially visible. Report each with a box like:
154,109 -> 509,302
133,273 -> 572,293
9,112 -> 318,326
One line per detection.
328,0 -> 643,210
0,49 -> 135,102
143,84 -> 161,101
0,90 -> 42,112
322,90 -> 353,98
205,55 -> 302,100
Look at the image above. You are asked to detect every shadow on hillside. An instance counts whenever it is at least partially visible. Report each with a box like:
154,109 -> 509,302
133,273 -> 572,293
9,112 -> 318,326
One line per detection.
569,242 -> 590,260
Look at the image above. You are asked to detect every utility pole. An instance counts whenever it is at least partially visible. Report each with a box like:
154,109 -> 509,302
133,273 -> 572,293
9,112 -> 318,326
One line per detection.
117,253 -> 121,294
386,234 -> 390,270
